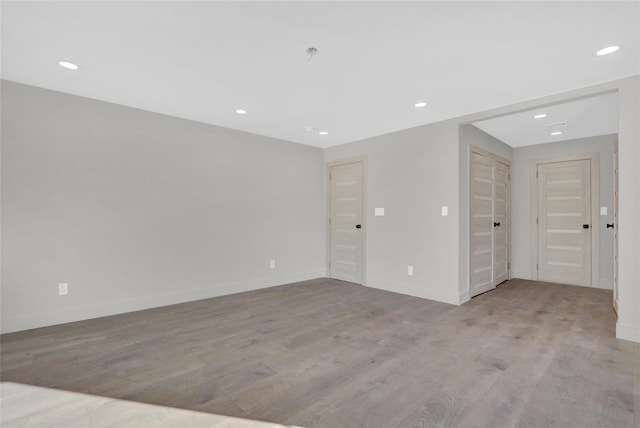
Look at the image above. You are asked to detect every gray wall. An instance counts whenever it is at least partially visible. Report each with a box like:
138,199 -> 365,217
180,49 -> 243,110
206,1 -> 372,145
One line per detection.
1,81 -> 325,333
3,76 -> 639,342
325,76 -> 639,342
511,135 -> 616,286
458,125 -> 513,300
325,121 -> 462,305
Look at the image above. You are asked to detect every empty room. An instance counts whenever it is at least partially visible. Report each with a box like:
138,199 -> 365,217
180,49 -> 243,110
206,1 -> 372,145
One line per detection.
1,1 -> 639,427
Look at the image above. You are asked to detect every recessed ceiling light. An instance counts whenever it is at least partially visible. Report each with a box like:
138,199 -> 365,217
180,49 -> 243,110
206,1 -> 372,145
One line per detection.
58,61 -> 79,70
414,101 -> 428,108
235,109 -> 248,115
534,113 -> 547,119
550,131 -> 563,136
595,45 -> 621,56
318,131 -> 329,136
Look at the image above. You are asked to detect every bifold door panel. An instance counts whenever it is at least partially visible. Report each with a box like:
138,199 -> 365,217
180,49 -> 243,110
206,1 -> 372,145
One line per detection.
470,150 -> 510,297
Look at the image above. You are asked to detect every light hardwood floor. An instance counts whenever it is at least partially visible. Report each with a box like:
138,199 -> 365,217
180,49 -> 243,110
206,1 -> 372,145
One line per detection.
1,278 -> 638,427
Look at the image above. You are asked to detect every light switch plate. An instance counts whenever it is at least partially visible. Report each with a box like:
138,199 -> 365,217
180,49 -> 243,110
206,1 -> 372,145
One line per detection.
441,206 -> 448,216
374,207 -> 385,217
407,266 -> 414,276
58,283 -> 68,296
600,206 -> 608,215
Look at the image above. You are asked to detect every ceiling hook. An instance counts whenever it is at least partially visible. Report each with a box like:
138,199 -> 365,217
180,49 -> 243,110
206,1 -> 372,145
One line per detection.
306,47 -> 319,62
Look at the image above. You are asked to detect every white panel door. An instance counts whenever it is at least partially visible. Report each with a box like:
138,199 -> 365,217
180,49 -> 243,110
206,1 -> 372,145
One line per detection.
470,153 -> 495,296
537,160 -> 591,286
470,151 -> 510,297
329,162 -> 363,284
493,161 -> 509,285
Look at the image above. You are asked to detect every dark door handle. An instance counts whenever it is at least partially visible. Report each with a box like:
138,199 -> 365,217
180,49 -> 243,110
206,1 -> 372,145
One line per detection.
355,224 -> 362,229
493,222 -> 500,227
583,224 -> 590,229
607,223 -> 615,229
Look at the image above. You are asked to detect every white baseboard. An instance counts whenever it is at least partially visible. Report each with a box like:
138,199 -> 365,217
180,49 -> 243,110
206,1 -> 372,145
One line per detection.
365,278 -> 459,306
1,270 -> 326,334
510,270 -> 531,280
616,321 -> 640,343
458,290 -> 470,304
594,278 -> 613,290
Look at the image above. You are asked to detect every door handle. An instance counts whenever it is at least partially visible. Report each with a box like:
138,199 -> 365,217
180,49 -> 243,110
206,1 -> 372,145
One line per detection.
493,222 -> 500,227
355,224 -> 362,229
607,223 -> 615,229
583,224 -> 590,229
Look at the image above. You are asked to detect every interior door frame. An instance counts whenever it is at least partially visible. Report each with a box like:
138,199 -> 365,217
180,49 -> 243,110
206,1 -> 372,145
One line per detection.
468,145 -> 512,296
530,152 -> 600,286
613,141 -> 618,312
326,156 -> 368,285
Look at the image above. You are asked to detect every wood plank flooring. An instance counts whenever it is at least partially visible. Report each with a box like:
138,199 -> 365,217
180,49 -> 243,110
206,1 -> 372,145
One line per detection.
1,278 -> 638,427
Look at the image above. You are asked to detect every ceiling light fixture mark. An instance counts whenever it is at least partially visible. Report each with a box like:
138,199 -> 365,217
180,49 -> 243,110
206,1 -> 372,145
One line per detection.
318,131 -> 329,136
595,45 -> 621,56
534,113 -> 547,119
550,131 -> 563,136
548,121 -> 567,129
414,101 -> 427,108
235,109 -> 248,115
306,47 -> 319,62
58,61 -> 79,70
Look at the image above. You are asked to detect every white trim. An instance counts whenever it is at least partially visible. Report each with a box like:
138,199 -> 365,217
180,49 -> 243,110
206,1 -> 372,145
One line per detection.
510,270 -> 531,280
366,278 -> 459,306
616,321 -> 640,342
0,270 -> 326,334
595,278 -> 613,290
459,290 -> 471,304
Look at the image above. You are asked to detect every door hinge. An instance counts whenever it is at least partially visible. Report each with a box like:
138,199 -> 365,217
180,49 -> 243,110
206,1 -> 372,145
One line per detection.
507,262 -> 510,270
536,171 -> 539,178
536,263 -> 539,270
329,174 -> 332,181
328,262 -> 331,269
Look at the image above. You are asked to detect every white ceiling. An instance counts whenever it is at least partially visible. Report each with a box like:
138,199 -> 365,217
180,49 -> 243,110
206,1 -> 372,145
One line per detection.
1,1 -> 638,148
473,92 -> 620,147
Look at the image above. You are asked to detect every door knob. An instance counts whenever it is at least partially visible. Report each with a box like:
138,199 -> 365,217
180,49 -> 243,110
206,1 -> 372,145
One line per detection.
606,223 -> 615,229
355,224 -> 362,229
493,222 -> 500,227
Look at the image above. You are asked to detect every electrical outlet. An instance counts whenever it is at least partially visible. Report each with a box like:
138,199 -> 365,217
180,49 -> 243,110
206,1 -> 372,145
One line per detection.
600,206 -> 608,215
441,206 -> 448,216
408,266 -> 414,276
270,260 -> 276,269
58,283 -> 68,296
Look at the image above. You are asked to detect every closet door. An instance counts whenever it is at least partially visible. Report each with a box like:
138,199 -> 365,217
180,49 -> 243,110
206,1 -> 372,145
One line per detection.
470,149 -> 510,298
493,161 -> 509,285
470,152 -> 496,297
